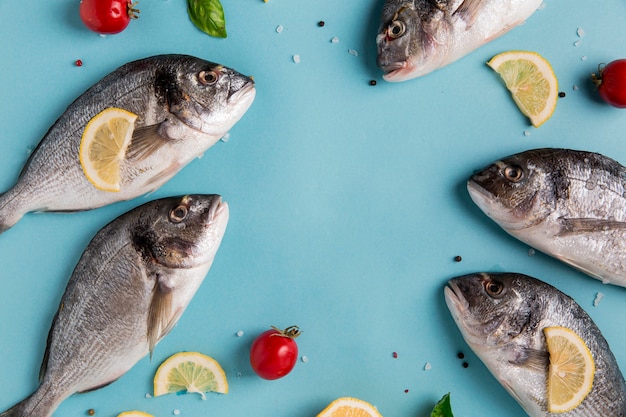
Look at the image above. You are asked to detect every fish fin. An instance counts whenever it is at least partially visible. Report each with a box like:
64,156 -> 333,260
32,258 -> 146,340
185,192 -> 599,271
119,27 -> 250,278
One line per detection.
452,0 -> 483,27
509,347 -> 549,372
147,276 -> 181,357
39,306 -> 62,382
78,378 -> 121,393
0,191 -> 27,234
126,124 -> 170,162
143,162 -> 182,190
500,379 -> 527,410
558,217 -> 626,236
0,396 -> 31,417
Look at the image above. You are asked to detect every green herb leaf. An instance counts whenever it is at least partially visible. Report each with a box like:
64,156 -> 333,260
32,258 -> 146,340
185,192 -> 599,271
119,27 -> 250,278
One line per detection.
187,0 -> 227,38
430,393 -> 454,417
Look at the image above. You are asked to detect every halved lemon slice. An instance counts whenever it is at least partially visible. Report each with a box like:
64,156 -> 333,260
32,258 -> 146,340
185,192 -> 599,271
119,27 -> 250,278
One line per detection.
79,107 -> 138,192
117,412 -> 154,417
153,352 -> 228,399
544,326 -> 595,413
316,397 -> 384,417
487,51 -> 558,128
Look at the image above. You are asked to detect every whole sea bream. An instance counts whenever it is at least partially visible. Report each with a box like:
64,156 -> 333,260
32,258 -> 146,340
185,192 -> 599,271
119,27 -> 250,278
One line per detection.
445,272 -> 626,416
0,194 -> 228,417
376,0 -> 543,82
0,54 -> 255,234
468,148 -> 626,287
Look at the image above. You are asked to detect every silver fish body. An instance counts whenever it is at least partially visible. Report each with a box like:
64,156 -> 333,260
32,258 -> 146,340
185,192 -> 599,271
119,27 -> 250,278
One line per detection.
0,54 -> 254,234
445,272 -> 626,416
468,148 -> 626,287
376,0 -> 542,82
0,194 -> 229,417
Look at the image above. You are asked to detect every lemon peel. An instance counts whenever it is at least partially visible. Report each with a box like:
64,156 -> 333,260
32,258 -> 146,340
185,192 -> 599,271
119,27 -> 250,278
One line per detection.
79,107 -> 138,192
316,397 -> 384,417
153,351 -> 228,399
544,326 -> 595,413
488,50 -> 558,128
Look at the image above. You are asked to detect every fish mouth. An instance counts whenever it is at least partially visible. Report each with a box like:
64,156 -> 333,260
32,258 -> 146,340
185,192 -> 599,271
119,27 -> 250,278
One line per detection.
208,197 -> 229,225
229,80 -> 256,103
382,61 -> 415,82
467,178 -> 491,205
467,179 -> 499,219
444,281 -> 469,319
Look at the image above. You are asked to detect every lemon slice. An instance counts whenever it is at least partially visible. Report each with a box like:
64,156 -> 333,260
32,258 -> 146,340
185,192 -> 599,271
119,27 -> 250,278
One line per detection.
79,107 -> 138,192
544,326 -> 595,413
153,352 -> 228,399
487,51 -> 558,128
117,412 -> 154,417
316,397 -> 384,417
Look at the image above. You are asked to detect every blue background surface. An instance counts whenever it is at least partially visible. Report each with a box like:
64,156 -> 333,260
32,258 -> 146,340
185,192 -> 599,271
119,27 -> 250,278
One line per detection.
1,1 -> 626,416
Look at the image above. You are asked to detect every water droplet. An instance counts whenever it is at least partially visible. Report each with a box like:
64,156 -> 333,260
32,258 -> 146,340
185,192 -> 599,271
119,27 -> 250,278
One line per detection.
348,49 -> 359,56
275,25 -> 283,33
330,36 -> 339,43
292,54 -> 301,64
301,355 -> 309,363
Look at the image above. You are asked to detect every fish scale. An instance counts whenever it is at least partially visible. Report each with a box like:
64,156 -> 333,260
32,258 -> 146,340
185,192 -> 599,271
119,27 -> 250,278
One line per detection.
0,194 -> 229,417
445,272 -> 626,416
467,148 -> 626,287
376,0 -> 543,81
0,54 -> 255,235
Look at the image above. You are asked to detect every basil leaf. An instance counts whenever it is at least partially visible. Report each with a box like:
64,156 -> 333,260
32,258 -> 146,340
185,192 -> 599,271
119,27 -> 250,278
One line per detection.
430,393 -> 454,417
187,0 -> 227,38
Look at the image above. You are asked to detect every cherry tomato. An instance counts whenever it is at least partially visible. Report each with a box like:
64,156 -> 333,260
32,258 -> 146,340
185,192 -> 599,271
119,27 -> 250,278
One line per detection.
79,0 -> 139,35
249,326 -> 301,380
592,59 -> 626,108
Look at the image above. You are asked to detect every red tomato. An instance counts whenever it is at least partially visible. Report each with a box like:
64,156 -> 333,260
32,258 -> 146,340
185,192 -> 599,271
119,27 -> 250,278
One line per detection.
79,0 -> 139,35
249,326 -> 301,380
592,59 -> 626,108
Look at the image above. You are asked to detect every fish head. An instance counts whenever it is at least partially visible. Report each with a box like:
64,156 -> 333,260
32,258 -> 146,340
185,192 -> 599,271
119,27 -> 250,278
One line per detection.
160,56 -> 256,137
444,273 -> 537,349
467,152 -> 555,231
376,1 -> 452,82
131,194 -> 229,269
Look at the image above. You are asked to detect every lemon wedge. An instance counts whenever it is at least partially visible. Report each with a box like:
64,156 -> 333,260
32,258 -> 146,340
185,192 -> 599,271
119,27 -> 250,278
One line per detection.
487,51 -> 558,128
79,107 -> 138,192
117,412 -> 154,417
153,351 -> 228,399
544,326 -> 595,413
316,397 -> 384,417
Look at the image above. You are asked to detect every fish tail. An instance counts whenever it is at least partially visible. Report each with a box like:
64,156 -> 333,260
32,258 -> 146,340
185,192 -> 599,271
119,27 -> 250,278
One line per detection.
0,397 -> 31,417
0,190 -> 27,234
0,385 -> 60,417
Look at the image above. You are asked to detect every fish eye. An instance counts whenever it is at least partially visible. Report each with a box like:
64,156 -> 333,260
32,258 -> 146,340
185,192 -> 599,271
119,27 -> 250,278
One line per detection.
388,20 -> 406,38
504,165 -> 524,182
169,204 -> 189,223
484,280 -> 506,298
198,70 -> 219,86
